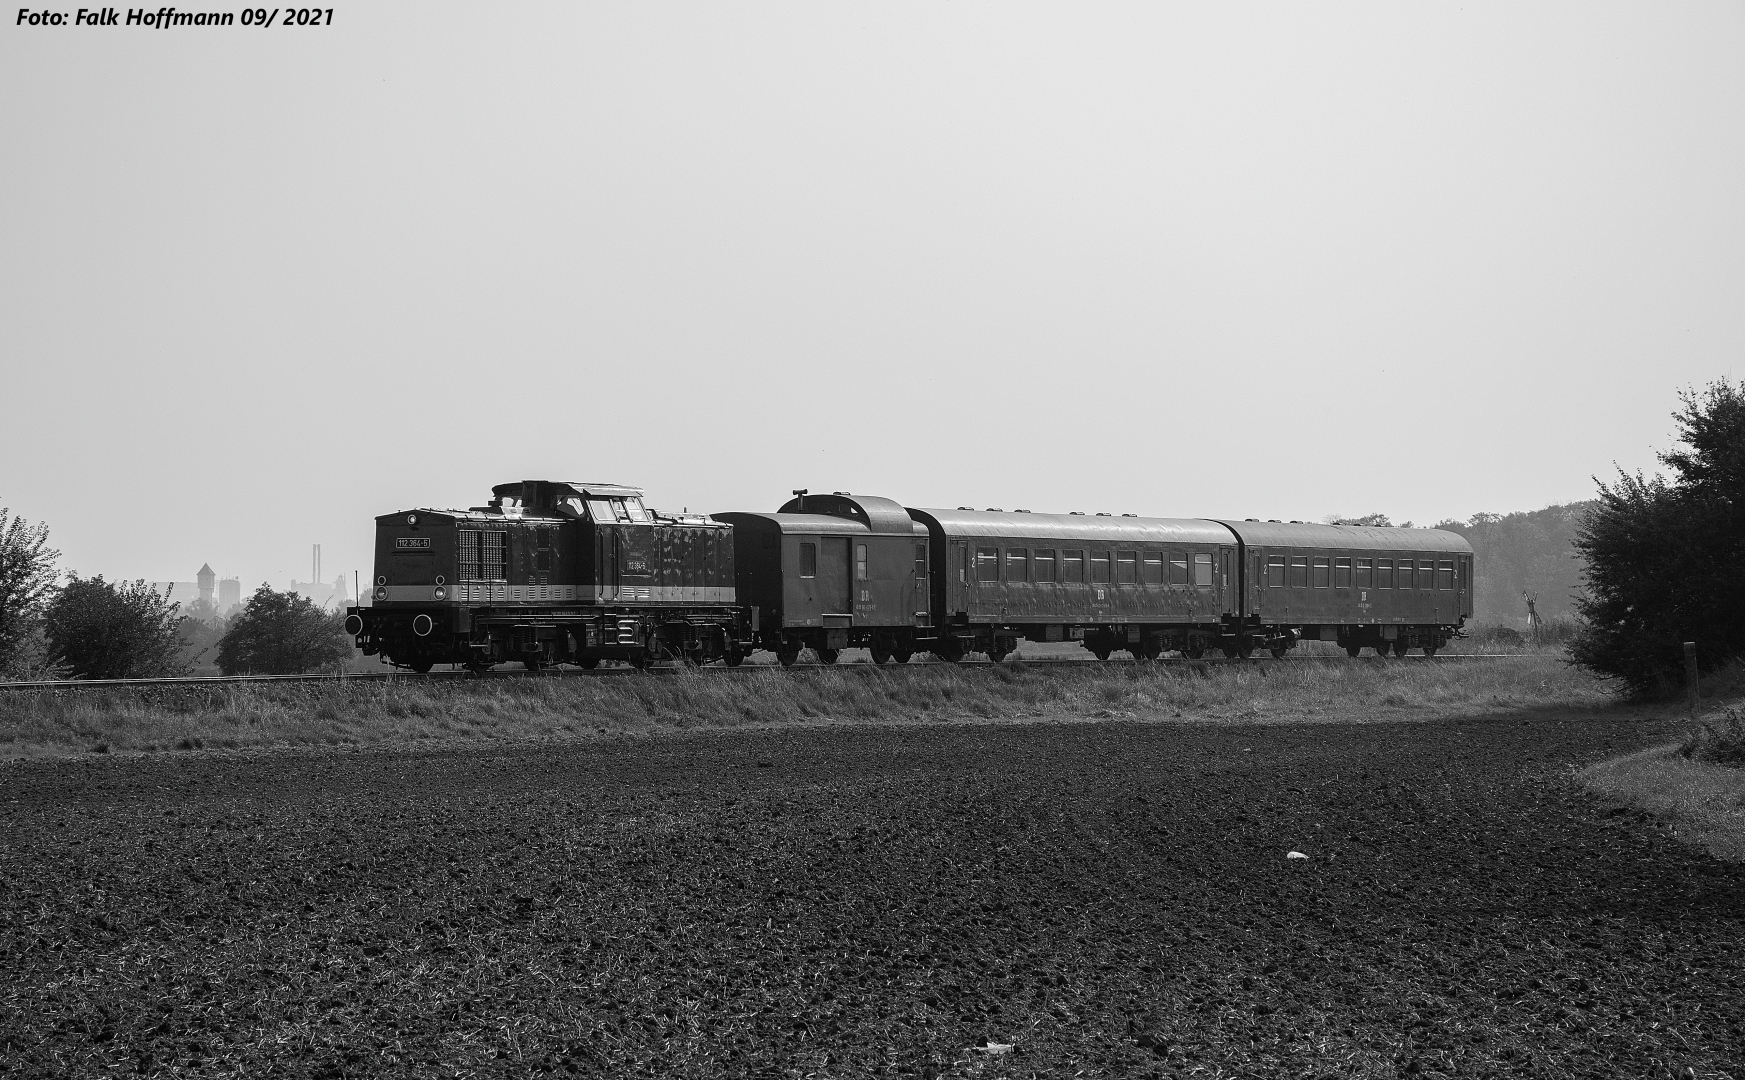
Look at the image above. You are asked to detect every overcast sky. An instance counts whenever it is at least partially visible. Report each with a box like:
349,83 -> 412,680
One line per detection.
3,2 -> 1742,591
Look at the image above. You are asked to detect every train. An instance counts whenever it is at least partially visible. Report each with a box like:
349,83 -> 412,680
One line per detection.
345,480 -> 1474,671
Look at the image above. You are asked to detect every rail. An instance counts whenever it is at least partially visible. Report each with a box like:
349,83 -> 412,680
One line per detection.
0,652 -> 1536,692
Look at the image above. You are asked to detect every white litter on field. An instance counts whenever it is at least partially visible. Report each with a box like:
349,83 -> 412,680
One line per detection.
1286,850 -> 1309,860
970,1042 -> 1013,1055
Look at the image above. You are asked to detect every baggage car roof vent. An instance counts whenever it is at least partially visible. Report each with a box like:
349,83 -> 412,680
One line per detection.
1121,513 -> 1137,517
1096,512 -> 1111,516
1069,511 -> 1085,515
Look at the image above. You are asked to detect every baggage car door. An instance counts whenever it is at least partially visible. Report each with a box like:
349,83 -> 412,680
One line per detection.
818,537 -> 852,616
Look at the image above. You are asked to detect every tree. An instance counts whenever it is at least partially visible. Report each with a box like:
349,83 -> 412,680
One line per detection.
0,506 -> 60,680
43,576 -> 188,679
1570,380 -> 1745,695
217,585 -> 352,675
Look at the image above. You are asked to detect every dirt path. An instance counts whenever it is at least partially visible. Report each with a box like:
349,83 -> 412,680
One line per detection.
2,707 -> 1740,1078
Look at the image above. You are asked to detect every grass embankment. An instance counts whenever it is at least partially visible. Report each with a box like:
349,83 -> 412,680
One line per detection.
1581,700 -> 1745,862
1,651 -> 1599,759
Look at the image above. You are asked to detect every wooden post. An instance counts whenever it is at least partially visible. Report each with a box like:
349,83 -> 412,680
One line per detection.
1685,641 -> 1699,720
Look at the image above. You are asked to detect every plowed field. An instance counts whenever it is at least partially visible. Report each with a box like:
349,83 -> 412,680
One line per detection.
3,706 -> 1741,1078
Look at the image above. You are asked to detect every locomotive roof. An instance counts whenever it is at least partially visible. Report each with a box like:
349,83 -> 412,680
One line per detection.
906,508 -> 1234,545
491,480 -> 645,500
1213,520 -> 1473,553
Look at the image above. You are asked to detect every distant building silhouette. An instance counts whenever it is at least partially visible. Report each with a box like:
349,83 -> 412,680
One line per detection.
197,563 -> 215,606
219,577 -> 241,616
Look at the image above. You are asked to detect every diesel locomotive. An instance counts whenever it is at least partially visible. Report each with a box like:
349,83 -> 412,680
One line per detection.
349,482 -> 1474,669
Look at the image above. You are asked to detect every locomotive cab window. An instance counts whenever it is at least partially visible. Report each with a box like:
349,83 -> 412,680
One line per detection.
1194,553 -> 1214,587
1141,552 -> 1163,585
1006,549 -> 1027,583
1063,550 -> 1085,583
1034,549 -> 1057,582
1116,551 -> 1138,585
1090,552 -> 1111,584
977,548 -> 1000,582
799,543 -> 817,578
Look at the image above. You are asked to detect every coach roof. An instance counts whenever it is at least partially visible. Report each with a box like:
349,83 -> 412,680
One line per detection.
1214,520 -> 1472,553
907,508 -> 1235,545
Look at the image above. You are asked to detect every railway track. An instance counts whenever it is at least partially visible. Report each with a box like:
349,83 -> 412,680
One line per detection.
0,652 -> 1536,692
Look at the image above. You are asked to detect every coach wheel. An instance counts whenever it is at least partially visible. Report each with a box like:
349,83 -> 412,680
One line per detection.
893,647 -> 912,664
578,657 -> 600,670
935,638 -> 966,663
1090,645 -> 1112,662
988,646 -> 1009,664
1393,639 -> 1412,657
1372,645 -> 1391,657
1423,644 -> 1438,658
1269,644 -> 1288,659
1183,642 -> 1206,660
777,646 -> 801,668
1345,644 -> 1362,658
523,656 -> 543,672
870,639 -> 892,665
724,646 -> 745,668
816,648 -> 840,665
410,659 -> 434,674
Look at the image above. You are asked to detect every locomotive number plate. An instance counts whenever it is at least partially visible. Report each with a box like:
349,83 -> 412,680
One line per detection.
394,537 -> 433,551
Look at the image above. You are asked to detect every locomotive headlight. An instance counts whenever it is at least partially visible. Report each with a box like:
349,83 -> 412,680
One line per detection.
406,513 -> 418,526
433,586 -> 447,600
343,614 -> 363,636
374,587 -> 388,601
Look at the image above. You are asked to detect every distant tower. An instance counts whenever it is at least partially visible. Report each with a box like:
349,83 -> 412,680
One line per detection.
219,577 -> 242,614
197,563 -> 216,606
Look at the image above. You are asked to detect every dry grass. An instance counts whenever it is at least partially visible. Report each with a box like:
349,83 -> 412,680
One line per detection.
1580,740 -> 1745,862
0,652 -> 1603,759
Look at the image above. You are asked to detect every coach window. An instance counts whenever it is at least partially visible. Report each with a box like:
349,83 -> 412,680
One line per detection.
1117,551 -> 1138,584
1398,560 -> 1413,590
977,547 -> 1000,582
1311,557 -> 1330,588
915,543 -> 928,576
1422,560 -> 1438,590
1090,551 -> 1111,584
1289,556 -> 1309,589
1267,555 -> 1286,587
1168,552 -> 1189,585
856,544 -> 868,581
1006,548 -> 1028,583
1063,550 -> 1085,582
1376,559 -> 1393,589
800,543 -> 817,578
1194,553 -> 1214,586
1437,560 -> 1455,590
1141,552 -> 1163,585
1034,549 -> 1057,583
1334,557 -> 1352,589
1355,559 -> 1373,588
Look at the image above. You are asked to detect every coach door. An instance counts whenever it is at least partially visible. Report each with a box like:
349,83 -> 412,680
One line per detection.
818,536 -> 852,617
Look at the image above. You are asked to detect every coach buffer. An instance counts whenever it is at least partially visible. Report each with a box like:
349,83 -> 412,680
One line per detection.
346,480 -> 748,672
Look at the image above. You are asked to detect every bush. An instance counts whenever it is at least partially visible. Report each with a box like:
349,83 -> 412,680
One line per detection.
217,586 -> 352,675
0,507 -> 60,681
43,576 -> 188,680
1570,380 -> 1745,696
1680,709 -> 1745,768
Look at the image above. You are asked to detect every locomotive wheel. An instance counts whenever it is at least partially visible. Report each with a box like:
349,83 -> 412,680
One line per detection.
578,657 -> 600,670
523,656 -> 543,672
410,659 -> 434,674
870,639 -> 893,665
777,647 -> 800,668
815,648 -> 840,665
1345,644 -> 1362,658
628,653 -> 649,670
